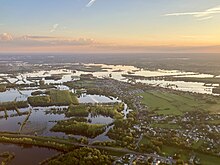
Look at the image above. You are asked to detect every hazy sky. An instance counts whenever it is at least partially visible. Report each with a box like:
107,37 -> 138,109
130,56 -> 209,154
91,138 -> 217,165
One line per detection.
0,0 -> 220,53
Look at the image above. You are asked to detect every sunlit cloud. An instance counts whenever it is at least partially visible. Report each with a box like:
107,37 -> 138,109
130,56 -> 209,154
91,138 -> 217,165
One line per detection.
0,33 -> 220,53
0,33 -> 13,41
50,24 -> 59,33
0,33 -> 95,47
86,0 -> 96,7
197,16 -> 213,21
164,6 -> 220,20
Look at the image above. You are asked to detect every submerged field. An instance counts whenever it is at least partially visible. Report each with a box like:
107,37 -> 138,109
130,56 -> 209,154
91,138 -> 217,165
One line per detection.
0,60 -> 220,164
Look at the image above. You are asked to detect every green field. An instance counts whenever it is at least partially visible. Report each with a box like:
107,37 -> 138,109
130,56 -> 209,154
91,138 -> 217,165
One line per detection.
161,145 -> 220,165
64,80 -> 95,89
140,90 -> 220,115
51,118 -> 105,138
28,90 -> 79,106
192,139 -> 204,150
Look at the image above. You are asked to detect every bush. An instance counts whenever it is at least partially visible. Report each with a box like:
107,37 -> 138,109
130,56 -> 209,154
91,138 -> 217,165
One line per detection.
0,101 -> 28,111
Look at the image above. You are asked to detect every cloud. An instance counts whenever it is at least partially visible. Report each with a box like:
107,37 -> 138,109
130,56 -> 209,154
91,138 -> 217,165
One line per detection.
0,33 -> 13,41
21,35 -> 55,40
164,6 -> 220,20
1,33 -> 219,53
0,33 -> 95,47
86,0 -> 96,7
50,24 -> 59,33
49,38 -> 95,46
197,16 -> 213,21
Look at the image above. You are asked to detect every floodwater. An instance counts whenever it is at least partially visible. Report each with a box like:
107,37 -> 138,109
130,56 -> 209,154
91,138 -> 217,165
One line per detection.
79,94 -> 120,103
0,89 -> 34,102
0,143 -> 59,165
0,94 -> 126,143
2,62 -> 217,145
1,63 -> 218,95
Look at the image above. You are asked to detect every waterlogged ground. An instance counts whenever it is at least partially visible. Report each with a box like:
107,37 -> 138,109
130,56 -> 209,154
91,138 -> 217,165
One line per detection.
0,143 -> 59,165
0,63 -> 219,142
0,93 -> 128,142
0,63 -> 219,95
1,63 -> 220,164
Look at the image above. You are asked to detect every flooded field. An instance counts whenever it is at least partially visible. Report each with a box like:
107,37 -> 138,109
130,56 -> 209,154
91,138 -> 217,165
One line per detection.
0,143 -> 59,165
0,63 -> 219,143
0,92 -> 126,141
0,63 -> 219,95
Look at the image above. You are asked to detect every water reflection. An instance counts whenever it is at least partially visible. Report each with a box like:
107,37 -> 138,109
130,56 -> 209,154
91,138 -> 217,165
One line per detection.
2,63 -> 219,95
0,143 -> 59,165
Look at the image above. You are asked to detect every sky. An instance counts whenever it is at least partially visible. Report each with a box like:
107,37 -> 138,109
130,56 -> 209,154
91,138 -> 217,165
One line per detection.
0,0 -> 220,53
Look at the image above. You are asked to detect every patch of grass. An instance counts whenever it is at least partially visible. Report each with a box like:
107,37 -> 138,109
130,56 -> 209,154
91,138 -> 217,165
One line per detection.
208,120 -> 220,125
0,84 -> 6,92
161,145 -> 220,165
66,104 -> 89,117
140,91 -> 185,115
65,103 -> 124,119
140,90 -> 220,115
28,90 -> 78,106
0,101 -> 29,111
192,139 -> 204,150
64,80 -> 95,89
51,118 -> 106,138
48,90 -> 78,105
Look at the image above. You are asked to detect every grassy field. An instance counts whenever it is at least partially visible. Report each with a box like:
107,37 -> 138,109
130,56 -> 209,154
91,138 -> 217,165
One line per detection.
51,118 -> 106,138
28,90 -> 78,106
192,139 -> 204,150
161,145 -> 220,165
140,90 -> 220,115
64,80 -> 95,89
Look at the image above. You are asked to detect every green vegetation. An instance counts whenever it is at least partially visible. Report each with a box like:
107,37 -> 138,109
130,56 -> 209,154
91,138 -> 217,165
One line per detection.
0,152 -> 15,165
139,136 -> 162,154
66,103 -> 124,119
51,118 -> 106,138
161,145 -> 220,165
192,139 -> 204,150
107,114 -> 137,149
28,90 -> 78,106
66,104 -> 89,117
48,90 -> 78,105
208,120 -> 220,125
46,147 -> 112,165
28,95 -> 51,106
0,84 -> 6,92
213,86 -> 220,94
0,132 -> 76,152
75,65 -> 107,72
140,90 -> 220,115
0,101 -> 28,111
19,109 -> 32,132
90,103 -> 124,119
64,80 -> 95,89
31,90 -> 45,95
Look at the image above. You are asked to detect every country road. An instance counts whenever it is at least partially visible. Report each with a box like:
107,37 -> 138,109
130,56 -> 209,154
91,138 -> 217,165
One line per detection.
0,132 -> 174,164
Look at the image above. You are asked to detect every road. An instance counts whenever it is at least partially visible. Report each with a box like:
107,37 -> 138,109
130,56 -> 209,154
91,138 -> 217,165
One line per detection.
0,132 -> 174,164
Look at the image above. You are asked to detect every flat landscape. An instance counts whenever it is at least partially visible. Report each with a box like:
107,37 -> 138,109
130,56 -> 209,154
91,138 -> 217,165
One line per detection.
1,0 -> 220,164
0,54 -> 219,164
